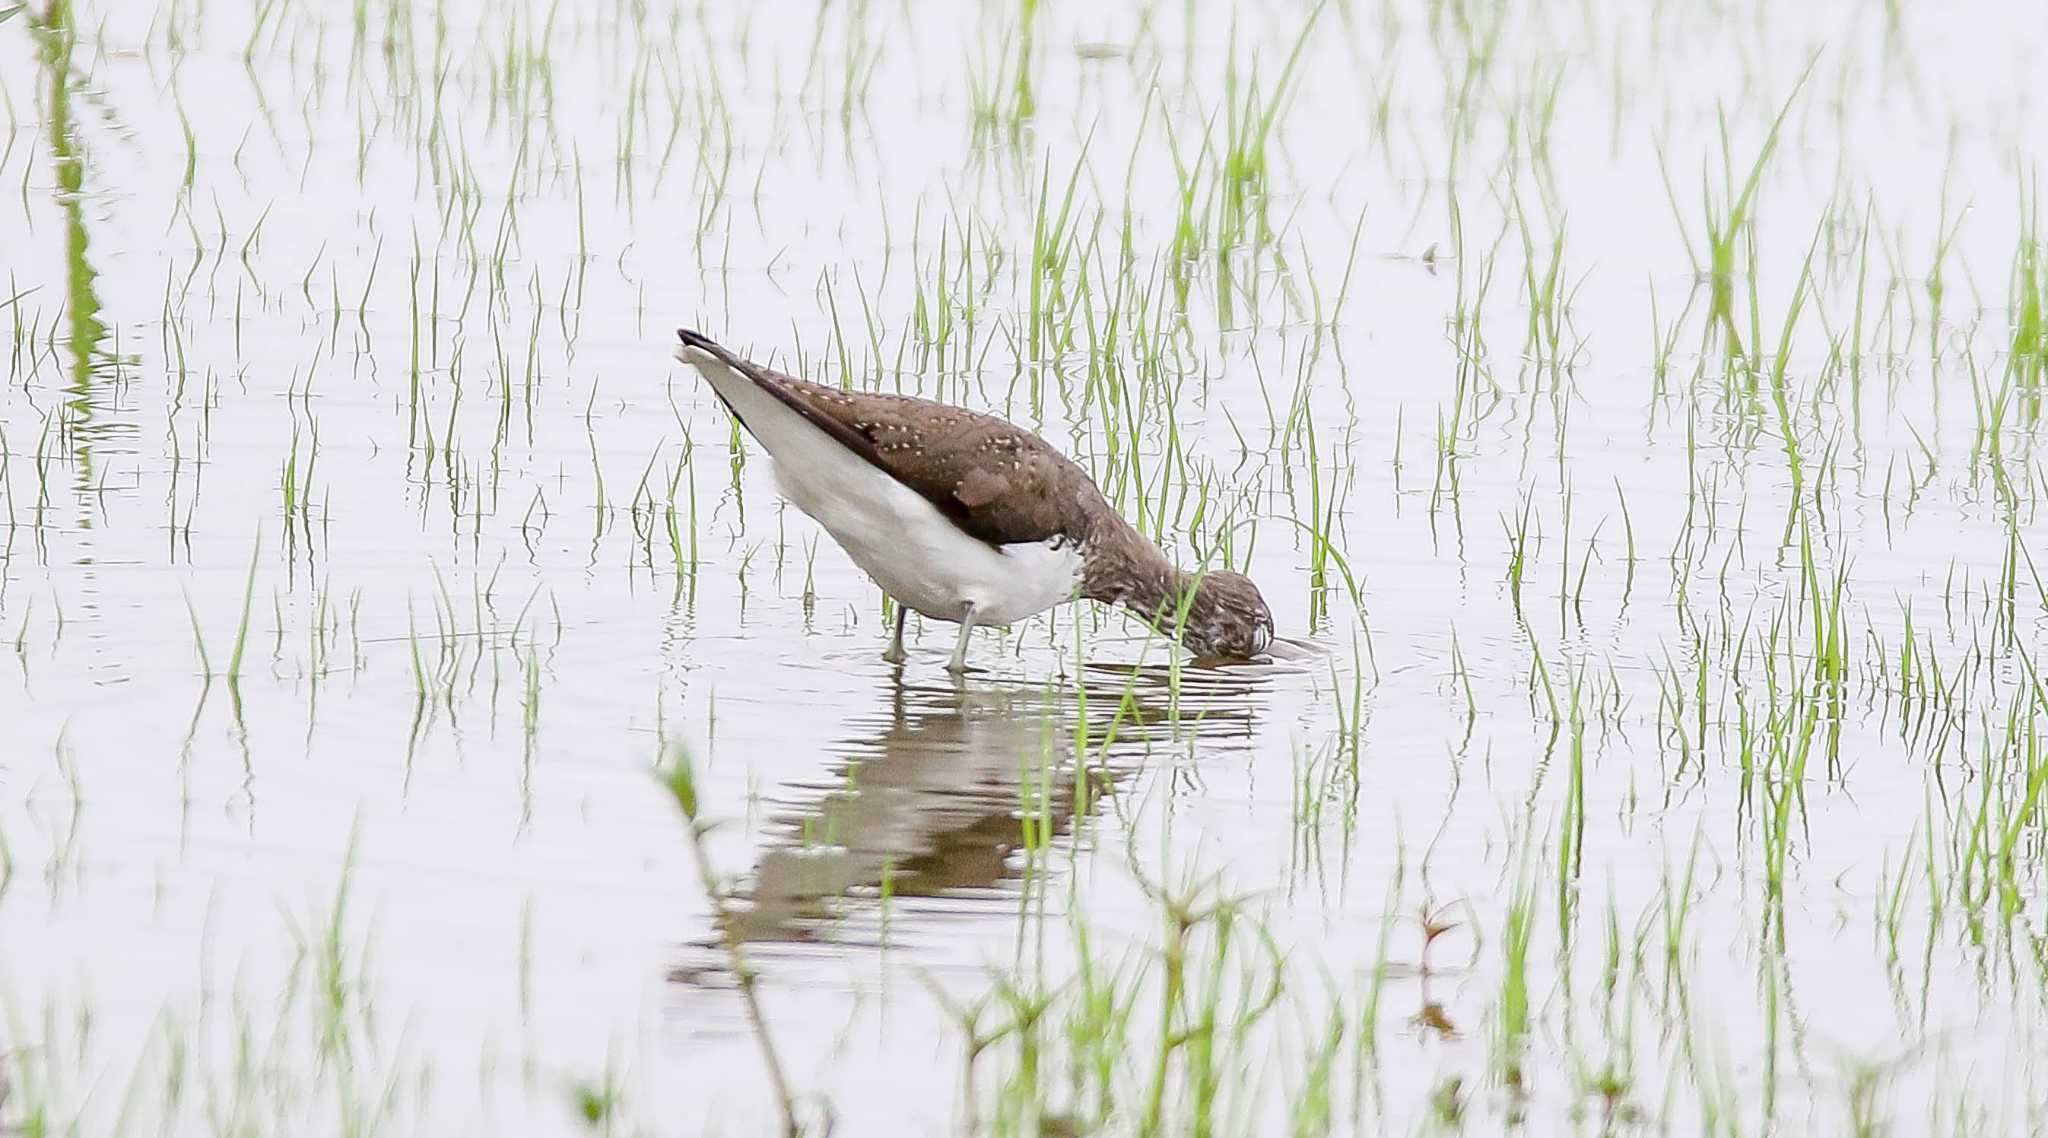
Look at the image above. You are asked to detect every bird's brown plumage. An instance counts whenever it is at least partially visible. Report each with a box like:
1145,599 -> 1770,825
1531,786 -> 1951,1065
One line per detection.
675,328 -> 1275,660
677,328 -> 1110,551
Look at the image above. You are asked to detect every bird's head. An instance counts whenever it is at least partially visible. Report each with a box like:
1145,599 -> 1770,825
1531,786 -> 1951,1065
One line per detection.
1173,569 -> 1275,660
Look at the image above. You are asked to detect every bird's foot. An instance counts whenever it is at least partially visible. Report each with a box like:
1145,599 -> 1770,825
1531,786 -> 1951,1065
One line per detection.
881,644 -> 907,665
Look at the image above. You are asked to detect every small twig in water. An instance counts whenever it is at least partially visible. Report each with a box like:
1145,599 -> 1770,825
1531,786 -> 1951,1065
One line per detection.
658,745 -> 804,1138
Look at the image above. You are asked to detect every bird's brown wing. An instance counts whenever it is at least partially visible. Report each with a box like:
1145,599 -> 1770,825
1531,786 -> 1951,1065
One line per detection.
679,329 -> 1097,548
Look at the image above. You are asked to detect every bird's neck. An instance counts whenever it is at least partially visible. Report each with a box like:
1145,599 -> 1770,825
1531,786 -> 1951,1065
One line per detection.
1081,523 -> 1191,631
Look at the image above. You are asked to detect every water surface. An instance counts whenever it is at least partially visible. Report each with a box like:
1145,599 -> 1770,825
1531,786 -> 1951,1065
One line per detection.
3,1 -> 2047,1134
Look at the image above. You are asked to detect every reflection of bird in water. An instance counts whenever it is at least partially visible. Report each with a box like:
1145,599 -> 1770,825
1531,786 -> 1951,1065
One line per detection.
693,664 -> 1280,954
721,681 -> 1070,946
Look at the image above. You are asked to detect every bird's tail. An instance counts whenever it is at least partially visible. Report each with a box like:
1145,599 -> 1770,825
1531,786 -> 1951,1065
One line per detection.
674,327 -> 747,373
675,327 -> 722,352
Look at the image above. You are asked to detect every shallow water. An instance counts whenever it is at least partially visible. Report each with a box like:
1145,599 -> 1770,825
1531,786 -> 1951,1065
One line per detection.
3,0 -> 2047,1134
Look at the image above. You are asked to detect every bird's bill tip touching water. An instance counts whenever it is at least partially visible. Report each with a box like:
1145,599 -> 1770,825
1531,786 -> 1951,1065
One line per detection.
1189,635 -> 1313,666
1262,635 -> 1324,662
1189,635 -> 1321,668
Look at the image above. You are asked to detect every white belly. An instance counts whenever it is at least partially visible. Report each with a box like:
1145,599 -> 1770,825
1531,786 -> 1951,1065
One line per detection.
680,345 -> 1083,626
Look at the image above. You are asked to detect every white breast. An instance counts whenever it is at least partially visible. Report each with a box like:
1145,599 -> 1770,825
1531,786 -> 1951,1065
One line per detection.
678,345 -> 1083,627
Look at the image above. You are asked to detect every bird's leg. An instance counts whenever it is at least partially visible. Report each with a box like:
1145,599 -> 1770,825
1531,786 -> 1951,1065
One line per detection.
882,603 -> 909,664
947,604 -> 978,675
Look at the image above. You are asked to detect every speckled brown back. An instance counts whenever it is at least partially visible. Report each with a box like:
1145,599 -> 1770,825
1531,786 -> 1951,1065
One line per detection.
679,329 -> 1113,550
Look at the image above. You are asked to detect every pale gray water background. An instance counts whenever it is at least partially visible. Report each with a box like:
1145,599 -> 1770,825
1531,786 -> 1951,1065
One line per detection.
2,0 -> 2046,1134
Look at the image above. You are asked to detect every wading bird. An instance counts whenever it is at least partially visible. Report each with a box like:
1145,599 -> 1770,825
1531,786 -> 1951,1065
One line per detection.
674,329 -> 1273,672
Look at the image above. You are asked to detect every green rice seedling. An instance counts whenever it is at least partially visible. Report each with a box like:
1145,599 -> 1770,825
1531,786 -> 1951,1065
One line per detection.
1213,1 -> 1327,263
966,0 -> 1041,143
1503,492 -> 1535,618
225,528 -> 263,690
27,0 -> 107,419
1762,221 -> 1826,523
2008,175 -> 2045,398
1494,839 -> 1538,1101
1661,64 -> 1812,367
1924,175 -> 1968,361
1559,666 -> 1588,892
1513,189 -> 1580,382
